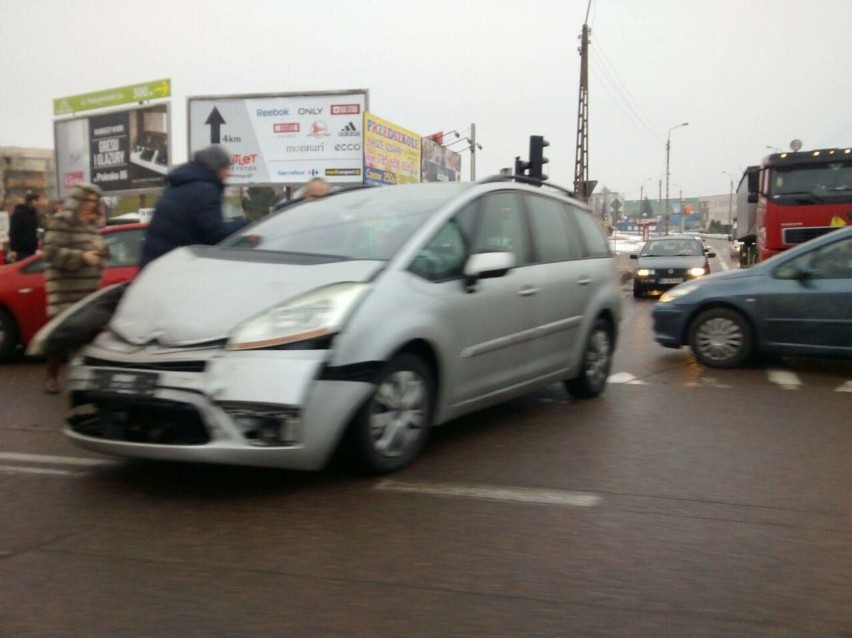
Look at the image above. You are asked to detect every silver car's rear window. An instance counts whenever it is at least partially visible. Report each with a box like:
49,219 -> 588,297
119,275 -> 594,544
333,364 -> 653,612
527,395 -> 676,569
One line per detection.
224,183 -> 471,260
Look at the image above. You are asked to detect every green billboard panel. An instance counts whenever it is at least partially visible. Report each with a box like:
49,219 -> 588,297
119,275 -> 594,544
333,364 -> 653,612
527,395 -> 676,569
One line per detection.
54,79 -> 171,116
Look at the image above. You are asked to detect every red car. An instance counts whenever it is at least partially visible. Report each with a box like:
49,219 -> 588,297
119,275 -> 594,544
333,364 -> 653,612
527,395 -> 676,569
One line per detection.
0,223 -> 147,361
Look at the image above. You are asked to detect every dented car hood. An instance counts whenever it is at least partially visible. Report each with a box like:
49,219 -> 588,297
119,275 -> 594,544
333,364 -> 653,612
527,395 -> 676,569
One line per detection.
112,246 -> 383,346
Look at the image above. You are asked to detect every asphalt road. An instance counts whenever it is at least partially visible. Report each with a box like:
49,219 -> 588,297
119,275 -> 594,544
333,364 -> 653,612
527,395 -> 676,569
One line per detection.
1,238 -> 850,637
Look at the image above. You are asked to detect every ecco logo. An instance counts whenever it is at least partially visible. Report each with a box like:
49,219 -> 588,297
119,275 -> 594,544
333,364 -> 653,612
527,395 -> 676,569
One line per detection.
335,143 -> 361,151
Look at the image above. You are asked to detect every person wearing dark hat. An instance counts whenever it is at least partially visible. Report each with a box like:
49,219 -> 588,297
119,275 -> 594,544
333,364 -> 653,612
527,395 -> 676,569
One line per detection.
9,191 -> 42,261
140,145 -> 248,268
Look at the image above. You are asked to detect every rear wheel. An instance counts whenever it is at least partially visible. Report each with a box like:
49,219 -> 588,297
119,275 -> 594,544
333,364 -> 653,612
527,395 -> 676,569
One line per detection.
689,307 -> 753,368
565,319 -> 613,399
0,308 -> 20,362
349,353 -> 435,474
632,282 -> 643,298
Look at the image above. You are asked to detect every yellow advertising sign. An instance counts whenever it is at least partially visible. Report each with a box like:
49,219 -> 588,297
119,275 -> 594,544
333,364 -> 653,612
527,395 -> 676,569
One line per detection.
363,112 -> 421,185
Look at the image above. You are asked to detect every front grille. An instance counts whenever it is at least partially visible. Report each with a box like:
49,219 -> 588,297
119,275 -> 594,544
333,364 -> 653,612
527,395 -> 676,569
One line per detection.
68,394 -> 210,445
783,226 -> 836,245
83,356 -> 207,373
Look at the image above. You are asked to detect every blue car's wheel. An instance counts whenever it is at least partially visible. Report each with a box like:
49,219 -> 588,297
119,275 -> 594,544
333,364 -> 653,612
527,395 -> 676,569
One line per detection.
689,307 -> 753,368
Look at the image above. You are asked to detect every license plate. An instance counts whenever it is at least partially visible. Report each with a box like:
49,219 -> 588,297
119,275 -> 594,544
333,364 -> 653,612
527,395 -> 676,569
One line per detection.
659,278 -> 683,284
91,369 -> 158,396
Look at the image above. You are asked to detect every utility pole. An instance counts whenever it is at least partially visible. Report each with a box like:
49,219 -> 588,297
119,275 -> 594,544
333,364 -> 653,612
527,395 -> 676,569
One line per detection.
573,0 -> 592,200
469,122 -> 477,181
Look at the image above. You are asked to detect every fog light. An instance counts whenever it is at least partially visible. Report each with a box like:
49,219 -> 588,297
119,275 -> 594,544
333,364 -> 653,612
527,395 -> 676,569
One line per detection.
222,403 -> 302,447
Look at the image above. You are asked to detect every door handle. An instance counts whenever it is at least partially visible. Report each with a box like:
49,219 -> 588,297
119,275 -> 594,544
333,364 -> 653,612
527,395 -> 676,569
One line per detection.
17,288 -> 33,294
518,286 -> 539,296
577,278 -> 593,286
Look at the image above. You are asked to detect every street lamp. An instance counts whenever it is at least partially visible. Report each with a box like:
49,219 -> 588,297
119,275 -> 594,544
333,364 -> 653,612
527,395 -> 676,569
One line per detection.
665,121 -> 689,236
672,183 -> 684,232
722,170 -> 734,234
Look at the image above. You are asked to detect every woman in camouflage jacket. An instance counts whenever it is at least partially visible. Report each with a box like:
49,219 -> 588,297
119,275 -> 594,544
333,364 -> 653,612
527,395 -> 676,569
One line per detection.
42,183 -> 107,393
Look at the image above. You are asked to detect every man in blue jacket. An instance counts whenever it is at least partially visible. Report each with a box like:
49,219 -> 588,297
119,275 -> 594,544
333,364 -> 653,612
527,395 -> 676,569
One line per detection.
141,145 -> 248,268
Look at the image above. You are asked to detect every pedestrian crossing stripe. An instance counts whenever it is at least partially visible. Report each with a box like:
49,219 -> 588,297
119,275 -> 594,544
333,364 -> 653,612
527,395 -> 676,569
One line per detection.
606,371 -> 850,391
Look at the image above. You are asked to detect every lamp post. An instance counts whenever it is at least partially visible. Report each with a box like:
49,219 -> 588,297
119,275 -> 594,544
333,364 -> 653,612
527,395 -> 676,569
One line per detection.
672,183 -> 684,233
665,122 -> 689,236
722,170 -> 734,234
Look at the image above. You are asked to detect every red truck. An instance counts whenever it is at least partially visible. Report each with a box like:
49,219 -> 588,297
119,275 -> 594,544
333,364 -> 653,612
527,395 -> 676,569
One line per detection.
735,148 -> 852,265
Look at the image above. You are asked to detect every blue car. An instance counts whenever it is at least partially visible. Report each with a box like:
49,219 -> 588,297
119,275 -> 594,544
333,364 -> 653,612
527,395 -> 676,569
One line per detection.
652,226 -> 852,368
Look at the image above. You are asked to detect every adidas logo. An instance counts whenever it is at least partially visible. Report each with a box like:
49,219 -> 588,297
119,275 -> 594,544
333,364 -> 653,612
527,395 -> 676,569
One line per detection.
339,121 -> 359,137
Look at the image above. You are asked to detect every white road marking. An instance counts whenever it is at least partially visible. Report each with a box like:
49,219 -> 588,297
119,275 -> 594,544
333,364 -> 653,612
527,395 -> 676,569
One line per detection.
686,377 -> 732,389
718,258 -> 730,271
766,369 -> 803,390
376,479 -> 601,507
0,464 -> 75,476
0,452 -> 117,467
837,381 -> 852,393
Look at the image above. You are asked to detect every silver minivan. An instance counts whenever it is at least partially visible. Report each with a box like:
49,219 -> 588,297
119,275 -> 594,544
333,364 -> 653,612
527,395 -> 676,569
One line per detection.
65,177 -> 622,473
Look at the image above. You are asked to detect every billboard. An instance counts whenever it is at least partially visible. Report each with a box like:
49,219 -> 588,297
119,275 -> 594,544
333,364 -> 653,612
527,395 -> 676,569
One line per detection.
187,90 -> 368,185
421,137 -> 462,182
54,79 -> 171,116
54,103 -> 170,196
363,113 -> 421,186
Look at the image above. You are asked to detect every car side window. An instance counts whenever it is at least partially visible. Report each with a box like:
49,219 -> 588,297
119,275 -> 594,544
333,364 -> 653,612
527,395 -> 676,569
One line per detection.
569,206 -> 611,258
103,229 -> 144,267
775,235 -> 852,280
525,195 -> 583,262
409,219 -> 469,282
469,192 -> 530,265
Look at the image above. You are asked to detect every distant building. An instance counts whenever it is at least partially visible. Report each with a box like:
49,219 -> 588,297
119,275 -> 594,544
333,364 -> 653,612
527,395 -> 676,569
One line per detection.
1,147 -> 57,213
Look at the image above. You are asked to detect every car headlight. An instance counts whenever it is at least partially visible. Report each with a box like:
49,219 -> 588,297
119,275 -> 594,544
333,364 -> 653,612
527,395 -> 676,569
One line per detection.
659,282 -> 700,303
688,267 -> 707,277
227,282 -> 371,351
636,268 -> 653,277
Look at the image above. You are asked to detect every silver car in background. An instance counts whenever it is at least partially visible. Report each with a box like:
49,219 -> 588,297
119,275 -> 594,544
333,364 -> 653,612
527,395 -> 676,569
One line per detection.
65,178 -> 622,474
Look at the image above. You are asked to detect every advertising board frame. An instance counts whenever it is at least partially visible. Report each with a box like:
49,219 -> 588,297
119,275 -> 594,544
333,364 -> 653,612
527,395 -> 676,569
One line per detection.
187,89 -> 369,187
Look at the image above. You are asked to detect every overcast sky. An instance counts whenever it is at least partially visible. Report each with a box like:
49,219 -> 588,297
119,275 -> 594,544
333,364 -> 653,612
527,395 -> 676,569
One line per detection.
2,0 -> 852,199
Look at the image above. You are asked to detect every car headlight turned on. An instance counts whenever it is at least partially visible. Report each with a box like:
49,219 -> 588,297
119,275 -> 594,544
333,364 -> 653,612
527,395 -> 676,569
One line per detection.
227,282 -> 372,350
688,267 -> 707,277
659,282 -> 699,303
636,268 -> 654,277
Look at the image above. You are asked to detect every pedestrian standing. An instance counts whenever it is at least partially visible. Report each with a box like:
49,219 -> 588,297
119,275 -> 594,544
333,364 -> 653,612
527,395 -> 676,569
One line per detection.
42,183 -> 107,393
140,145 -> 247,268
9,191 -> 41,261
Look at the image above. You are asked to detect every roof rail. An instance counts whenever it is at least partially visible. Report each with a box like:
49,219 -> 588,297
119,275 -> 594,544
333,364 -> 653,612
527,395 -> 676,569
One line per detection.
477,174 -> 583,202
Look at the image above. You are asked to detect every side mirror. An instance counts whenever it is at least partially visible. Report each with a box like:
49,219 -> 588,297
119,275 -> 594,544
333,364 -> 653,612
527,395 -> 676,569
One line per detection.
707,251 -> 716,258
629,254 -> 639,260
464,251 -> 515,291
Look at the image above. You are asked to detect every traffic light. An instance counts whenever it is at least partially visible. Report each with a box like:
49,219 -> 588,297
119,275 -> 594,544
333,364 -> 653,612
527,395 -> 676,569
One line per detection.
528,135 -> 550,181
514,155 -> 531,176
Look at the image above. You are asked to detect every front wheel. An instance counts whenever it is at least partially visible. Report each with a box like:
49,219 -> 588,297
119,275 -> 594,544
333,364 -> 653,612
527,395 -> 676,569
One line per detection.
565,319 -> 613,399
348,353 -> 435,474
688,307 -> 753,368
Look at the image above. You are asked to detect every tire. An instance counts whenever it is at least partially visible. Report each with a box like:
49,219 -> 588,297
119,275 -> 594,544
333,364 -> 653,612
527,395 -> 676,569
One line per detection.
349,353 -> 435,474
565,319 -> 613,399
0,307 -> 20,363
632,283 -> 643,298
688,307 -> 753,368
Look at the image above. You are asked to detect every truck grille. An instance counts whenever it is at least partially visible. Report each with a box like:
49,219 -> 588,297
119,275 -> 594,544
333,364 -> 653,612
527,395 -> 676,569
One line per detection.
782,226 -> 836,245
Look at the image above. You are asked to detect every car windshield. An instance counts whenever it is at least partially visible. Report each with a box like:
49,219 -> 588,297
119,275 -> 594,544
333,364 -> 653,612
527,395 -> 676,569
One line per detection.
640,239 -> 703,257
222,183 -> 470,260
